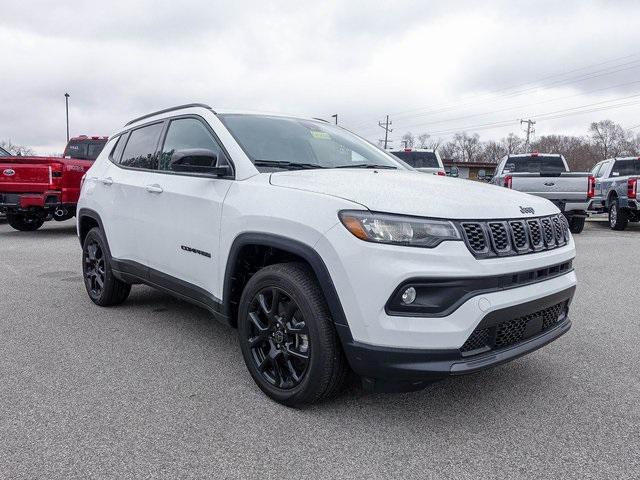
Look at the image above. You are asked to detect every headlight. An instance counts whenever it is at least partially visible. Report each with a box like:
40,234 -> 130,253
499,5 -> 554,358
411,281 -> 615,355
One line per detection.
338,210 -> 461,248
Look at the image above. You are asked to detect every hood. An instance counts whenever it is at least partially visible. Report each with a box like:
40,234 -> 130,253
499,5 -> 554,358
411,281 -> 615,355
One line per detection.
269,169 -> 558,219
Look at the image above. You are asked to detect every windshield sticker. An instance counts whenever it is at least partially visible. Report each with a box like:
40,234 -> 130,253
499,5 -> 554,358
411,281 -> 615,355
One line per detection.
310,131 -> 331,140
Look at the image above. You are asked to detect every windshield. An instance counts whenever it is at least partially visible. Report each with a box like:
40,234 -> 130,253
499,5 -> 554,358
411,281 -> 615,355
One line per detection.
63,139 -> 108,160
503,155 -> 566,174
0,146 -> 10,156
218,114 -> 402,171
390,150 -> 439,168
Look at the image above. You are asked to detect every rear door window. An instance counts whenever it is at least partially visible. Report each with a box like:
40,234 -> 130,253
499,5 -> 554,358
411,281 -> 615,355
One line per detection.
120,123 -> 164,170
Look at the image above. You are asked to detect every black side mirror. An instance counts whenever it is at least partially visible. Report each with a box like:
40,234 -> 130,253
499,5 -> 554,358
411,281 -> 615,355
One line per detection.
169,149 -> 230,176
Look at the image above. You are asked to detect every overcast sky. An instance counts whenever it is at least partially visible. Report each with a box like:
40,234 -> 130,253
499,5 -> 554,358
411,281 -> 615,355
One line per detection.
2,0 -> 640,154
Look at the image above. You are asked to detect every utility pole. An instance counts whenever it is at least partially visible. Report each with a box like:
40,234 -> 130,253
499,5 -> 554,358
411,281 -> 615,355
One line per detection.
520,118 -> 536,148
331,114 -> 338,125
65,93 -> 70,142
378,115 -> 393,149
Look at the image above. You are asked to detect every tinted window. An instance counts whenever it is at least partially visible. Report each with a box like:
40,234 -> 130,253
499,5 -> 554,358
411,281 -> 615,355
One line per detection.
611,159 -> 640,177
63,139 -> 108,160
0,146 -> 10,156
219,114 -> 400,171
159,118 -> 224,171
503,156 -> 566,174
110,134 -> 128,163
120,123 -> 163,169
390,151 -> 439,168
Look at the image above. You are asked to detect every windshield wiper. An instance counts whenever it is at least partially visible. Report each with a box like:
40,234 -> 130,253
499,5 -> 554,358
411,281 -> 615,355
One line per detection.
334,164 -> 397,169
254,160 -> 325,170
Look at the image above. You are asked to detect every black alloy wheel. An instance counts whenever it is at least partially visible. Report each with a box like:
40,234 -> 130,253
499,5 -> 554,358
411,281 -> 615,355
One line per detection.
246,287 -> 310,389
83,239 -> 106,298
81,227 -> 131,306
237,263 -> 349,406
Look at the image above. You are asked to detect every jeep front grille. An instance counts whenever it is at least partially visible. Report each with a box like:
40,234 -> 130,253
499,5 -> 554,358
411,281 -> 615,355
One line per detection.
458,214 -> 569,258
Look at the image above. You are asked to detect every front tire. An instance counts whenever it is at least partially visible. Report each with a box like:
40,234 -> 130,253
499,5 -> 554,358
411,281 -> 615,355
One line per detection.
237,263 -> 349,406
82,227 -> 131,306
609,200 -> 628,231
7,213 -> 45,231
568,216 -> 585,234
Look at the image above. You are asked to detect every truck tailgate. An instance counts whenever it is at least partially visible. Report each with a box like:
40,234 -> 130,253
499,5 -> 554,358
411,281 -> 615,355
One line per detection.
510,173 -> 589,201
0,157 -> 54,193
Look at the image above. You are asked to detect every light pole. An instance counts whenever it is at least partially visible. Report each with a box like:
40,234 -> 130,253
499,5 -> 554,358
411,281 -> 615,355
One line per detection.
64,93 -> 70,142
331,114 -> 338,125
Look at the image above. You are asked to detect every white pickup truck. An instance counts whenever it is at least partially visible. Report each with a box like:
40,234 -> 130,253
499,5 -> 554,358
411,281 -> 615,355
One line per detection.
492,153 -> 595,233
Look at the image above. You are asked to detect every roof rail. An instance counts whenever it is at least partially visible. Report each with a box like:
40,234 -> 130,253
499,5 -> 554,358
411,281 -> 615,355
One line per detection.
125,103 -> 214,126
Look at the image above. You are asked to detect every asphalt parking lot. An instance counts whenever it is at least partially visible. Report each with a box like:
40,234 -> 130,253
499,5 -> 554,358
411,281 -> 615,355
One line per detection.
1,219 -> 639,479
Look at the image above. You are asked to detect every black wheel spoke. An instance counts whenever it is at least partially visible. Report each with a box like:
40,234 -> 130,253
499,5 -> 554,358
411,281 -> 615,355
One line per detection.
285,345 -> 309,360
257,355 -> 270,373
249,312 -> 268,332
286,320 -> 306,334
248,333 -> 268,348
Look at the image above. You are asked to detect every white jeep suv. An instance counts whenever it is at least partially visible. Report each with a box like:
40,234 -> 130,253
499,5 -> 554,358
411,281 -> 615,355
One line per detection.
77,104 -> 577,405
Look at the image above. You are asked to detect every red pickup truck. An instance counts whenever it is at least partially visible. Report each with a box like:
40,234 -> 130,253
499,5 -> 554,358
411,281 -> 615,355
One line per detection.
0,135 -> 108,231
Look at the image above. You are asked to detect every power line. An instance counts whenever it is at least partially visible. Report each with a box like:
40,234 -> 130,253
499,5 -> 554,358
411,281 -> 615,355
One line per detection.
348,51 -> 640,131
385,78 -> 640,133
374,91 -> 640,138
408,93 -> 640,138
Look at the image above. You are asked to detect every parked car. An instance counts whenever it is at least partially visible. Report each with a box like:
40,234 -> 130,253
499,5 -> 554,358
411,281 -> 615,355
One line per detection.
77,104 -> 577,405
0,135 -> 108,231
588,157 -> 639,230
491,152 -> 594,233
388,148 -> 446,175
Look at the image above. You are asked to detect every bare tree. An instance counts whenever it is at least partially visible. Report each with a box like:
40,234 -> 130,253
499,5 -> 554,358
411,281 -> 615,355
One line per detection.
501,133 -> 524,155
400,132 -> 415,148
588,120 -> 632,160
530,135 -> 598,171
0,139 -> 35,156
446,132 -> 482,162
481,140 -> 506,163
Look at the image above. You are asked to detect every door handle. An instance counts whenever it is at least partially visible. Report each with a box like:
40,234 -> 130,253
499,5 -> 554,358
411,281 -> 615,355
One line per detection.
145,184 -> 163,194
101,177 -> 113,186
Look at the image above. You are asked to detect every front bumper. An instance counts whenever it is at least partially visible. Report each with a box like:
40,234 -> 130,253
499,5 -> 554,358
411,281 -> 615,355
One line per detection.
337,286 -> 574,392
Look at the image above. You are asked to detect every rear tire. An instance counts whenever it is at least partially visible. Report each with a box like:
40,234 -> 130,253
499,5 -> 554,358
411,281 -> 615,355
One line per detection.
609,200 -> 628,231
568,216 -> 585,234
7,213 -> 45,231
237,263 -> 349,406
82,227 -> 131,306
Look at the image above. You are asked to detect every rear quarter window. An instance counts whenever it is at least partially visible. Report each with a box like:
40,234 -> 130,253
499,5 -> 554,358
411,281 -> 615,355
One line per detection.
390,151 -> 439,168
611,159 -> 640,177
504,156 -> 566,174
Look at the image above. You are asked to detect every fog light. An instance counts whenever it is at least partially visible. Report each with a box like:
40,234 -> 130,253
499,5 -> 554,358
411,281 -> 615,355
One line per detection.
401,287 -> 417,304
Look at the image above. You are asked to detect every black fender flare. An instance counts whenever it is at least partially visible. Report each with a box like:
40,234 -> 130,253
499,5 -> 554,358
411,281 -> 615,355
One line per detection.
222,232 -> 350,329
77,208 -> 108,250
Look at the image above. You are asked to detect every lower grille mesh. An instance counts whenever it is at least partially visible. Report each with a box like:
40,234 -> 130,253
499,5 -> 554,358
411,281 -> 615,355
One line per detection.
461,301 -> 567,355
